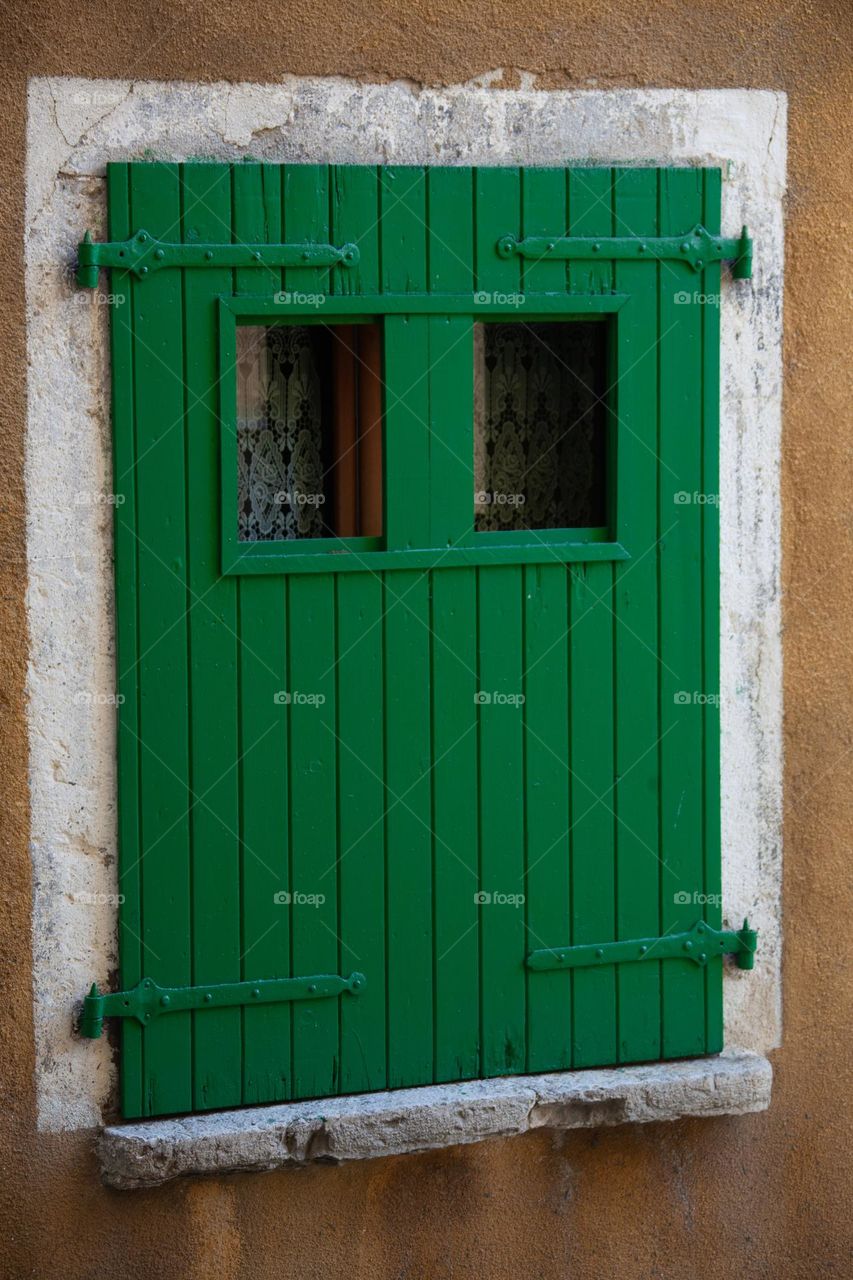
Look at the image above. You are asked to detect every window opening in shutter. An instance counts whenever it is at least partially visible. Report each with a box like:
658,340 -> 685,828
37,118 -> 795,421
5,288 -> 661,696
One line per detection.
473,320 -> 608,533
236,322 -> 383,541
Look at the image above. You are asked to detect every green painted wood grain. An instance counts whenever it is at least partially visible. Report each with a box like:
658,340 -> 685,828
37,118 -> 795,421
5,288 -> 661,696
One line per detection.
659,167 -> 708,1058
567,168 -> 617,1069
383,571 -> 434,1085
181,162 -> 242,1110
612,168 -> 663,1063
474,168 -> 527,1076
524,564 -> 572,1072
107,162 -> 143,1118
520,166 -> 573,1072
427,166 -> 480,1080
233,162 -> 293,1104
287,571 -> 340,1097
431,569 -> 480,1081
331,167 -> 388,1093
279,165 -> 340,1099
336,573 -> 388,1092
130,162 -> 192,1115
702,168 -> 724,1052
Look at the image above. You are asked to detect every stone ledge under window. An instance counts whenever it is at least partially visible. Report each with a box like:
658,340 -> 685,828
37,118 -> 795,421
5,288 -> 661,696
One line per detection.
100,1049 -> 771,1189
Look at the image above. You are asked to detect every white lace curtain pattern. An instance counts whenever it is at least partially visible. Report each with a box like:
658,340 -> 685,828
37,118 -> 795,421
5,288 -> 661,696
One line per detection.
473,322 -> 605,532
237,325 -> 327,542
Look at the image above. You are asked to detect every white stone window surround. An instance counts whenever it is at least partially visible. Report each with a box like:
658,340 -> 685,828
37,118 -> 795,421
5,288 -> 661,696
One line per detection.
25,78 -> 785,1166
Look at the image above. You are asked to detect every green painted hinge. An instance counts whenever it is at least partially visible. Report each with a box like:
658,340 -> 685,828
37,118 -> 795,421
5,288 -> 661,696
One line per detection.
527,918 -> 757,973
79,972 -> 366,1038
497,224 -> 753,279
76,229 -> 360,287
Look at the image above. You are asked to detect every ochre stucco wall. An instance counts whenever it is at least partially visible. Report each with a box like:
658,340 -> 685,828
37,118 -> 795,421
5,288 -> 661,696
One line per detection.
1,4 -> 851,1277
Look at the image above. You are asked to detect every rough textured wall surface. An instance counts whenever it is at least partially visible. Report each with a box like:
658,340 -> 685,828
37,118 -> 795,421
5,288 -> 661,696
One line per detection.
1,3 -> 851,1278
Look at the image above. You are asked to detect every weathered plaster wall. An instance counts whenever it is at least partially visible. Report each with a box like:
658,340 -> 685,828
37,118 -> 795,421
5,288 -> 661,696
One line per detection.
1,2 -> 851,1278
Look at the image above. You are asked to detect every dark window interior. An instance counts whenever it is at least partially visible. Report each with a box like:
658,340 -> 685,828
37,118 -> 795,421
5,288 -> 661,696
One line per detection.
473,321 -> 608,533
236,322 -> 383,542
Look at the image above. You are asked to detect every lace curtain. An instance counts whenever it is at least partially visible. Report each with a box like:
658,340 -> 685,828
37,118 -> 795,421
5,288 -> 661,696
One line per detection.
473,322 -> 605,532
237,325 -> 327,541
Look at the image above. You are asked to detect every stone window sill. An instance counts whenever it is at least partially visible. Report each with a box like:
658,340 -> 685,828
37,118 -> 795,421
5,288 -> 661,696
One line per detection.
99,1049 -> 771,1188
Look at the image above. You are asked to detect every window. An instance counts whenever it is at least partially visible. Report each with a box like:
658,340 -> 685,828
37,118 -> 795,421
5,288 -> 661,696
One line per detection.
473,321 -> 608,534
236,322 -> 383,542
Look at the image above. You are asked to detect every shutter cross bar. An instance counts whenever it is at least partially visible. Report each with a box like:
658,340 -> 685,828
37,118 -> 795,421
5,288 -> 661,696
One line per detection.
527,919 -> 757,973
79,972 -> 367,1038
76,228 -> 360,287
497,224 -> 753,278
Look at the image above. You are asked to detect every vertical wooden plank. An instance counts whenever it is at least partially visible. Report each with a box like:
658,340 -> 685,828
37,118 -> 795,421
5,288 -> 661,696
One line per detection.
521,167 -> 567,296
234,163 -> 292,1104
284,163 -> 333,299
474,166 -> 522,303
428,167 -> 474,295
659,167 -> 707,1058
427,170 -> 475,548
431,569 -> 480,1080
130,162 -> 192,1115
379,164 -> 433,1085
381,166 -> 429,550
181,163 -> 242,1110
287,573 -> 339,1098
568,167 -> 617,1069
330,166 -> 371,540
380,166 -> 427,294
383,572 -> 433,1085
336,574 -> 387,1093
280,164 -> 339,1098
108,163 -> 143,1117
477,566 -> 526,1074
612,167 -> 662,1064
427,316 -> 473,549
331,164 -> 379,299
524,565 -> 571,1071
702,168 -> 724,1052
383,316 -> 430,549
426,168 -> 475,553
474,167 -> 526,1077
332,165 -> 388,1093
332,166 -> 383,538
427,167 -> 480,1081
520,167 -> 572,1073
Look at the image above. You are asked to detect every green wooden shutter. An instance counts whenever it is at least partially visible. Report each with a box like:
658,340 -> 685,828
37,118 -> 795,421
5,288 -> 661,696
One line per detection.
84,163 -> 753,1118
